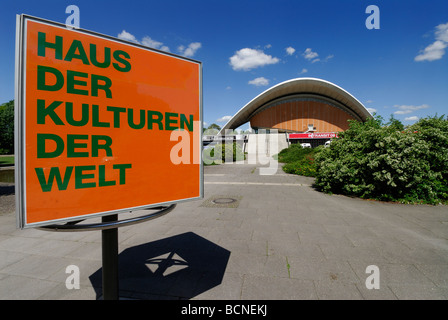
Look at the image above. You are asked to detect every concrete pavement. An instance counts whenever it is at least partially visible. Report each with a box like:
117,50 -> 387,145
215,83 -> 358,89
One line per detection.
0,162 -> 447,300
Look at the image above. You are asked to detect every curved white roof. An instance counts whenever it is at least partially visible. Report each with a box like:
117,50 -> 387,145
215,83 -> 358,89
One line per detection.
219,77 -> 372,133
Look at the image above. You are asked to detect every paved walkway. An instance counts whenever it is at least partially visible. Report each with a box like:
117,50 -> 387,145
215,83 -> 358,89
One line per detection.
0,162 -> 447,299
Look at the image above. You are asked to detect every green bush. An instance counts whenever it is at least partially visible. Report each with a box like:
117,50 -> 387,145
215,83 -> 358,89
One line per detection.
282,157 -> 318,177
278,144 -> 321,177
278,144 -> 313,162
314,115 -> 448,204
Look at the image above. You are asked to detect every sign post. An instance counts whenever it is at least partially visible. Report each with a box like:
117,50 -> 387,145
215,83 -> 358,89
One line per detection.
15,15 -> 202,299
101,214 -> 119,300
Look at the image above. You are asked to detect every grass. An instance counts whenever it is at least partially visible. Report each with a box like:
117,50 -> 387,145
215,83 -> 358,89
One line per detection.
0,155 -> 14,166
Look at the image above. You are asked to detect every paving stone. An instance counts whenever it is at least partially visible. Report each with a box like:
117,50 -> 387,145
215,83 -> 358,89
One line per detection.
314,280 -> 364,300
0,254 -> 73,280
241,274 -> 317,300
356,283 -> 398,300
348,261 -> 436,287
388,284 -> 448,300
319,244 -> 390,263
287,257 -> 360,284
0,275 -> 59,300
414,264 -> 448,288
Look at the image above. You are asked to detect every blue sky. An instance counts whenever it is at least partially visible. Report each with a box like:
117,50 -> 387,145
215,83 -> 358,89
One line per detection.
1,0 -> 447,130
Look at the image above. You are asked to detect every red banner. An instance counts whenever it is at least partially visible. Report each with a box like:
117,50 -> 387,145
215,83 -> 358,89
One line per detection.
288,132 -> 338,139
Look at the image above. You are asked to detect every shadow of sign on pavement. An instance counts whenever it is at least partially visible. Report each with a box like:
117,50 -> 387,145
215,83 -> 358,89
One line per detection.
89,232 -> 231,299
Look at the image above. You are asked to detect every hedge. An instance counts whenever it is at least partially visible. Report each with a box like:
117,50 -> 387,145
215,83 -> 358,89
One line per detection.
278,144 -> 320,177
314,115 -> 448,204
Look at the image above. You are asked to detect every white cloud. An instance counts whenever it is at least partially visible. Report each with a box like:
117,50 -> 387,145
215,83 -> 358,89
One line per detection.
415,40 -> 447,61
404,116 -> 419,121
415,21 -> 448,62
324,54 -> 334,62
286,47 -> 296,55
365,100 -> 374,104
366,108 -> 377,114
178,42 -> 202,57
117,30 -> 139,43
142,36 -> 170,52
303,48 -> 318,60
435,22 -> 448,42
229,48 -> 280,71
302,49 -> 333,63
248,77 -> 269,86
393,104 -> 430,115
117,30 -> 170,52
299,68 -> 308,74
142,36 -> 162,48
217,115 -> 232,122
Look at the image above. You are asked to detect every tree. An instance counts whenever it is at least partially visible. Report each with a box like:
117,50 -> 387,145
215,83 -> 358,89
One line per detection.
207,123 -> 221,131
0,100 -> 14,154
386,114 -> 404,131
204,123 -> 221,135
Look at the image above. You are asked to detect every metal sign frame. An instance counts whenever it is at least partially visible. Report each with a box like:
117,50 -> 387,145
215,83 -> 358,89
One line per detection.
15,14 -> 203,229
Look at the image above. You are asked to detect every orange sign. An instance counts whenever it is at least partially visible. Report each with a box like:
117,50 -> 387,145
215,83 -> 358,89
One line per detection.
15,15 -> 202,228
